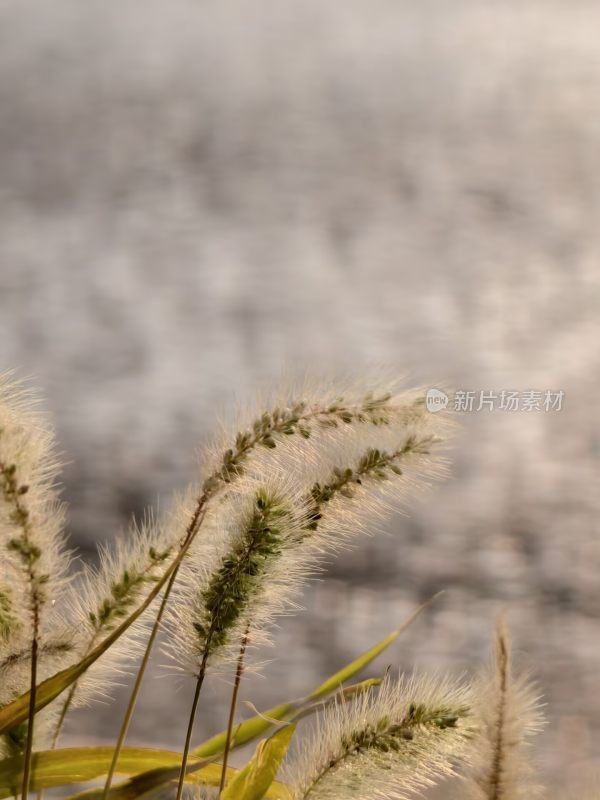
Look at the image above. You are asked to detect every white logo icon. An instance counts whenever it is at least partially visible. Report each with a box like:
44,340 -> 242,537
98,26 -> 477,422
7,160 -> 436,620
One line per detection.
426,388 -> 449,413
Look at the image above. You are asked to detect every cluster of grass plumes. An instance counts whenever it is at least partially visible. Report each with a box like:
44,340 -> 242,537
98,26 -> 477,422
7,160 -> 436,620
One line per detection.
0,371 -> 590,799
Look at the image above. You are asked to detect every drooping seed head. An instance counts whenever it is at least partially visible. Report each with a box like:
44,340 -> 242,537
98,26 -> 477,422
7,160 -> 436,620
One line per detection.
168,382 -> 454,676
288,673 -> 474,800
61,510 -> 180,707
0,373 -> 70,654
165,479 -> 312,675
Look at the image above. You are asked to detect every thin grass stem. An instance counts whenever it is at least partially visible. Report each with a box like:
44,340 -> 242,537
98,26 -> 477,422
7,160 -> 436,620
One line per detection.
21,617 -> 38,799
99,578 -> 172,799
101,501 -> 209,799
175,649 -> 211,800
218,627 -> 250,796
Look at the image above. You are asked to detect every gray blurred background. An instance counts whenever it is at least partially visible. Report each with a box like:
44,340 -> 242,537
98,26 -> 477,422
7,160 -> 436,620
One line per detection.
1,0 -> 599,792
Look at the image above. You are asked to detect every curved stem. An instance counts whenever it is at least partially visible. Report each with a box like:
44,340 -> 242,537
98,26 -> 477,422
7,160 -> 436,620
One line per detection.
49,626 -> 98,750
101,501 -> 209,799
36,675 -> 80,800
175,650 -> 210,800
101,571 -> 177,798
219,628 -> 249,796
50,683 -> 74,749
21,618 -> 38,799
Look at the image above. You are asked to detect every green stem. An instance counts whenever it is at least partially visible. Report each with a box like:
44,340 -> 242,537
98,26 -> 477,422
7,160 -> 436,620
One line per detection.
21,616 -> 38,799
36,670 -> 82,800
175,648 -> 211,800
219,628 -> 249,796
100,572 -> 176,798
101,502 -> 209,799
50,629 -> 98,751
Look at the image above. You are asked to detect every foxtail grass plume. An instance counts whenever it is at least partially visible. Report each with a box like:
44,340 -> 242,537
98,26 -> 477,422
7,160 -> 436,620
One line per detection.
232,382 -> 454,555
287,673 -> 473,800
300,428 -> 448,550
165,481 -> 312,676
67,516 -> 175,699
133,388 -> 409,669
165,382 -> 454,800
198,381 -> 410,492
0,374 -> 70,656
150,384 -> 425,674
48,512 -> 183,748
166,382 -> 452,678
100,387 -> 414,799
0,373 -> 71,769
458,617 -> 545,800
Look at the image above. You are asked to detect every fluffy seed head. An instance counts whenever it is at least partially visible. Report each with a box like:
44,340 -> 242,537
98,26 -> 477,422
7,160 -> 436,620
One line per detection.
165,479 -> 313,675
198,378 -> 441,497
62,509 -> 182,707
0,373 -> 70,654
168,381 -> 453,676
0,626 -> 74,758
288,673 -> 474,800
458,618 -> 545,800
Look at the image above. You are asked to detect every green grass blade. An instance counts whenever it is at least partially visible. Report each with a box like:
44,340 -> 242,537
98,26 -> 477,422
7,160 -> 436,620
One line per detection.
221,724 -> 296,800
194,594 -> 439,759
67,764 -> 291,800
307,593 -> 441,701
0,746 -> 203,798
0,746 -> 290,800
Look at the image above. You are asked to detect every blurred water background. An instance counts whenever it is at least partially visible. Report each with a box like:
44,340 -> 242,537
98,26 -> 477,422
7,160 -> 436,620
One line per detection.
1,0 -> 600,792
